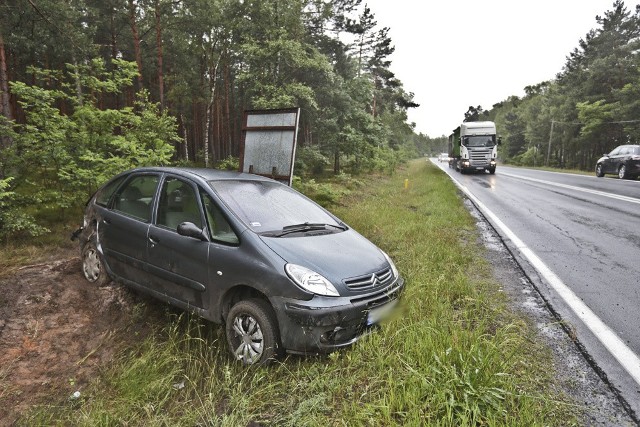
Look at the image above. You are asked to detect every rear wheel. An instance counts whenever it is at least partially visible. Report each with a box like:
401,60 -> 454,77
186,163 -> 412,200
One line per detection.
595,163 -> 604,177
226,299 -> 281,365
618,164 -> 629,179
81,241 -> 111,286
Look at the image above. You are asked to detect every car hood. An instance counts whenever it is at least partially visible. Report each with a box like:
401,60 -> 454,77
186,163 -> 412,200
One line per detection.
259,229 -> 388,291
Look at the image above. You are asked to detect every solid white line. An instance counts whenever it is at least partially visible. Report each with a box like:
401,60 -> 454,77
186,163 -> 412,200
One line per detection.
499,171 -> 640,205
449,175 -> 640,387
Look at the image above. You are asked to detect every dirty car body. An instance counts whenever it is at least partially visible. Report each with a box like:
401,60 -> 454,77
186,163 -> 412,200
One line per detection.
76,167 -> 404,364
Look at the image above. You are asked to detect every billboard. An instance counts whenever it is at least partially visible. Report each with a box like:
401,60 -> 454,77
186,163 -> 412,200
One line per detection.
239,108 -> 300,186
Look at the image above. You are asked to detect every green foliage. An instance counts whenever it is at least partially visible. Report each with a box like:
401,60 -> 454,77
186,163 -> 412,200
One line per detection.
0,60 -> 179,238
215,155 -> 240,171
294,145 -> 331,176
0,177 -> 49,240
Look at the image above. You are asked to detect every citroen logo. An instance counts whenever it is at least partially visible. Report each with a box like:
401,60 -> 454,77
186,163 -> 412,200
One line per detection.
370,273 -> 379,287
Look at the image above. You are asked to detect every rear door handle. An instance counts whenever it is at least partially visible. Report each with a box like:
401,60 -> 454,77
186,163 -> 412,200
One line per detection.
149,235 -> 159,245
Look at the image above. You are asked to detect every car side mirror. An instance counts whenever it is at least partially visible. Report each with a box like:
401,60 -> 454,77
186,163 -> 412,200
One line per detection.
177,222 -> 208,241
497,137 -> 502,146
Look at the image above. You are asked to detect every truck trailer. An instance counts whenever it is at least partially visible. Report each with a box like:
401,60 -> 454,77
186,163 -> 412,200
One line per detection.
448,121 -> 499,174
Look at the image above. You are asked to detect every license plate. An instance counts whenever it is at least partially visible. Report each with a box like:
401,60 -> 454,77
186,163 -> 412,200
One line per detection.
367,300 -> 398,325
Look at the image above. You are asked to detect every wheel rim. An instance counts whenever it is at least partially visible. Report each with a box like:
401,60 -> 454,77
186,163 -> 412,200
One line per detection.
231,314 -> 264,364
83,247 -> 101,282
596,165 -> 602,175
619,165 -> 626,178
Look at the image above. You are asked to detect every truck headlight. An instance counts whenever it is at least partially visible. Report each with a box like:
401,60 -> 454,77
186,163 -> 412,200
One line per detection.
285,264 -> 339,296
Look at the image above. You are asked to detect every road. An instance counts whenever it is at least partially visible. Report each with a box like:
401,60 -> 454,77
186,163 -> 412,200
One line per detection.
432,159 -> 640,418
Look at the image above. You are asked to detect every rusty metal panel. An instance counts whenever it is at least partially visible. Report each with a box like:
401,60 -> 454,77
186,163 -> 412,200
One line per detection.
240,108 -> 300,186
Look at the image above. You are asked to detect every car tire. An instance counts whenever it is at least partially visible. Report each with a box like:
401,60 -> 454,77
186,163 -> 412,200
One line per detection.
226,299 -> 281,365
618,164 -> 629,179
489,168 -> 496,174
595,163 -> 605,177
81,241 -> 111,286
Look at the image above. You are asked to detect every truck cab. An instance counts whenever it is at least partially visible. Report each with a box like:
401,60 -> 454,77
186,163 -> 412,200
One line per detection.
449,121 -> 498,174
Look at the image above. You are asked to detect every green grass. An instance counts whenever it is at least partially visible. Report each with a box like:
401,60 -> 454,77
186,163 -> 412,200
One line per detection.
21,160 -> 582,426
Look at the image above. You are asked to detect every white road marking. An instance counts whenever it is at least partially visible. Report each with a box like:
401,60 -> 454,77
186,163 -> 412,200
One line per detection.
448,172 -> 640,388
498,171 -> 640,205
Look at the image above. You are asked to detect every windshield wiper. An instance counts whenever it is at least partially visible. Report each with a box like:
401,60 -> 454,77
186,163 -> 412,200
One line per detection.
273,222 -> 347,237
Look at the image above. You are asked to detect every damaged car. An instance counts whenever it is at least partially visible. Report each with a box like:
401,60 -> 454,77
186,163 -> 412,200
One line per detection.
75,167 -> 404,365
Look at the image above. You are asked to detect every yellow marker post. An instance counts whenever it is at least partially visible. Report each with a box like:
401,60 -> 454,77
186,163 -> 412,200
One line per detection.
404,178 -> 409,189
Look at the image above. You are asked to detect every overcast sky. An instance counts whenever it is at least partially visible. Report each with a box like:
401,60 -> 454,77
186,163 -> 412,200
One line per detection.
364,0 -> 625,137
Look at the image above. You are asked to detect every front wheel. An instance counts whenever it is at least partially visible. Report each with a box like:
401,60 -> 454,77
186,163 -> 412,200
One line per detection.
226,299 -> 281,365
595,163 -> 604,177
81,241 -> 111,286
489,168 -> 496,174
618,164 -> 629,179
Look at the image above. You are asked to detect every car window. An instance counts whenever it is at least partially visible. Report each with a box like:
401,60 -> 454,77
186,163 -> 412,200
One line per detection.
113,175 -> 159,222
632,146 -> 640,155
609,146 -> 622,156
156,177 -> 203,230
209,180 -> 340,233
200,190 -> 239,245
95,175 -> 126,207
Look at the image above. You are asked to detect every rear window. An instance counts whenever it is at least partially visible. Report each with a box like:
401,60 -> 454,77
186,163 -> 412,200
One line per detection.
632,146 -> 640,155
209,180 -> 339,234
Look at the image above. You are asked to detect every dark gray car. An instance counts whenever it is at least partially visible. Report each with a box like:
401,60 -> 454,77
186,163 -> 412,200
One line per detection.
76,167 -> 404,365
595,144 -> 640,179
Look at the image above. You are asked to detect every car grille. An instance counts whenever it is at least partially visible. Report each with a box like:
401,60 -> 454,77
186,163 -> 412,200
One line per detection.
344,268 -> 393,290
350,280 -> 403,310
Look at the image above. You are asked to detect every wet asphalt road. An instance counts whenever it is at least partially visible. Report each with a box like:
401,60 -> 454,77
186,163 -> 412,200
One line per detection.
432,160 -> 640,418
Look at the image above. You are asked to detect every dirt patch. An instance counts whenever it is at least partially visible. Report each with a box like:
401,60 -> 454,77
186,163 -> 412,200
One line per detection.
0,248 -> 161,426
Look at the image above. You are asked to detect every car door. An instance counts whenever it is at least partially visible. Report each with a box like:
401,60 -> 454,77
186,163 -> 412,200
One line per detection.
99,173 -> 160,285
613,146 -> 629,173
147,175 -> 211,309
603,146 -> 621,173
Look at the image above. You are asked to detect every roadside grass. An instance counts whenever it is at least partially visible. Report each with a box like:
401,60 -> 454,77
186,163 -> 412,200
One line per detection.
22,159 -> 582,426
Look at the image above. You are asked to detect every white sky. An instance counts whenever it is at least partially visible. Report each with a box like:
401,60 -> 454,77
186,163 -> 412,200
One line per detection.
365,0 -> 624,137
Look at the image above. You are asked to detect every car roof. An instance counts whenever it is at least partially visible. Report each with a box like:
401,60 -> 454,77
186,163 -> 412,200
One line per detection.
126,167 -> 276,183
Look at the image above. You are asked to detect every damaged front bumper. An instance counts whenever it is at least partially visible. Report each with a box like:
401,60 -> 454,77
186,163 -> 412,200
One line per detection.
271,277 -> 405,355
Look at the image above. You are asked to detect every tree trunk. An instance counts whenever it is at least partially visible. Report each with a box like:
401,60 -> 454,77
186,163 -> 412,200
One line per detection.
0,28 -> 13,153
128,0 -> 143,90
203,61 -> 220,168
154,0 -> 164,111
181,114 -> 189,161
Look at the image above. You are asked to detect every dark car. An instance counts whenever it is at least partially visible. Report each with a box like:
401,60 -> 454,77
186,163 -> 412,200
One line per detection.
75,167 -> 404,365
595,144 -> 640,179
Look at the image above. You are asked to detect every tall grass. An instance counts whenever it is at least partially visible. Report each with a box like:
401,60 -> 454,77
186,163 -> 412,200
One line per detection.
23,160 -> 581,426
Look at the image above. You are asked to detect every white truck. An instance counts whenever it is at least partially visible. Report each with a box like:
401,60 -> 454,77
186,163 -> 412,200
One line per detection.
448,121 -> 499,174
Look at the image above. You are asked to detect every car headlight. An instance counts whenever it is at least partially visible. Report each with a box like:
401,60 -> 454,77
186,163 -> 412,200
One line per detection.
382,251 -> 399,279
285,264 -> 339,296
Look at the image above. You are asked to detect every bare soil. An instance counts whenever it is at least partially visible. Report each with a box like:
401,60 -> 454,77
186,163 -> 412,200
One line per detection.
0,247 -> 162,426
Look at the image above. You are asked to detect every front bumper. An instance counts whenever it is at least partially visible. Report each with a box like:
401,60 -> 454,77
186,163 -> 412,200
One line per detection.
272,277 -> 405,354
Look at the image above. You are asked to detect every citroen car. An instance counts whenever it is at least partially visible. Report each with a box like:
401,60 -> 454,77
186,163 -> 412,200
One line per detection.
75,167 -> 404,365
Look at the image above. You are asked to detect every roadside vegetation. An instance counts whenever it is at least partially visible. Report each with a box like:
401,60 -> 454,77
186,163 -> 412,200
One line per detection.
20,160 -> 582,426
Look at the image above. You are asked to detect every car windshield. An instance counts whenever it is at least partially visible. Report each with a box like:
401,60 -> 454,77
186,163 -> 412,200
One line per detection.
209,180 -> 342,234
463,135 -> 496,147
